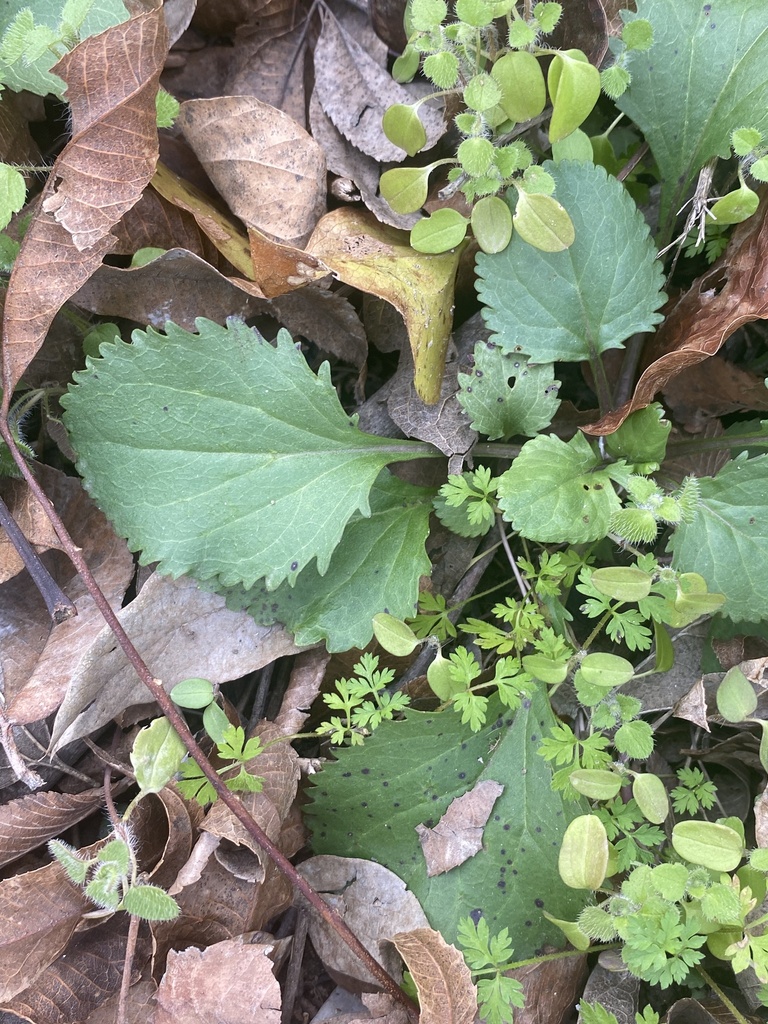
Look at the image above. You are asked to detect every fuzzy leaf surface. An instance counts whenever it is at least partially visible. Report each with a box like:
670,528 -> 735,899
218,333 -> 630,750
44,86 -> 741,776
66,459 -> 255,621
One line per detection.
475,161 -> 665,363
667,454 -> 768,623
497,433 -> 622,542
617,0 -> 768,241
62,319 -> 432,589
307,687 -> 589,952
458,341 -> 560,439
219,471 -> 433,652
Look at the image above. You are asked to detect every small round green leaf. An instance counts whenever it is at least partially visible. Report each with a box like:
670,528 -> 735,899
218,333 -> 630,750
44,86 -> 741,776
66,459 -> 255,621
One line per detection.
750,848 -> 768,872
547,49 -> 601,143
650,863 -> 688,902
120,884 -> 181,921
455,0 -> 494,27
621,18 -> 652,51
521,166 -> 556,195
372,613 -> 420,656
380,166 -> 431,214
732,127 -> 762,156
717,666 -> 757,723
512,190 -> 574,251
423,50 -> 459,88
48,840 -> 90,884
521,653 -> 568,685
98,838 -> 132,873
580,652 -> 634,689
589,566 -> 653,602
410,208 -> 468,253
457,137 -> 495,176
382,104 -> 427,157
171,677 -> 215,710
558,814 -> 609,889
569,769 -> 623,800
130,247 -> 167,268
632,772 -> 669,824
427,650 -> 465,700
672,820 -> 744,872
709,183 -> 759,226
409,0 -> 447,30
130,717 -> 186,794
491,51 -> 546,123
507,19 -> 535,47
535,2 -> 562,33
464,73 -> 502,113
471,195 -> 513,253
203,701 -> 231,744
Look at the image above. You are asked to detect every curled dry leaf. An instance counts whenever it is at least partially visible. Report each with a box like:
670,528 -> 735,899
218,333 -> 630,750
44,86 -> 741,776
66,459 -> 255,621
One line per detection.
313,9 -> 445,163
308,207 -> 463,404
416,779 -> 504,877
2,0 -> 168,392
391,928 -> 477,1024
584,197 -> 768,435
153,940 -> 281,1024
248,224 -> 330,297
178,96 -> 326,247
672,679 -> 710,733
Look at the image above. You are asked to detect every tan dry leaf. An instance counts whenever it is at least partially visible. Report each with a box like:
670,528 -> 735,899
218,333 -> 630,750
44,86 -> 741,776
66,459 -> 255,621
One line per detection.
2,0 -> 168,392
584,194 -> 768,435
2,467 -> 134,729
416,779 -> 504,877
73,248 -> 266,330
153,940 -> 281,1024
0,788 -> 114,869
178,96 -> 326,247
308,207 -> 462,404
248,224 -> 330,296
297,855 -> 429,991
0,476 -> 63,583
391,928 -> 477,1024
313,9 -> 445,163
273,647 -> 331,736
672,678 -> 710,732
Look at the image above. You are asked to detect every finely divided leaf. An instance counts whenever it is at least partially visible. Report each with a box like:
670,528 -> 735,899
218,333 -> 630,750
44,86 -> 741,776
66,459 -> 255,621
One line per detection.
667,454 -> 768,623
617,0 -> 768,242
307,687 -> 589,952
62,319 -> 432,589
458,340 -> 560,439
497,433 -> 622,543
219,471 -> 433,652
475,161 -> 665,363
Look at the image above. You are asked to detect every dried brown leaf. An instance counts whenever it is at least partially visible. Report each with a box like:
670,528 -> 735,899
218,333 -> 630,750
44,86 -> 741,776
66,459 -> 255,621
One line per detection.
672,678 -> 710,732
0,788 -> 110,869
313,9 -> 445,162
178,96 -> 326,247
112,184 -> 224,266
510,952 -> 588,1024
584,197 -> 768,435
73,248 -> 266,330
153,940 -> 281,1024
548,0 -> 608,67
297,855 -> 429,990
392,928 -> 477,1024
272,286 -> 368,368
273,648 -> 330,736
2,0 -> 168,392
661,355 -> 768,431
50,572 -> 303,751
248,224 -> 330,297
416,779 -> 504,877
0,476 -> 63,584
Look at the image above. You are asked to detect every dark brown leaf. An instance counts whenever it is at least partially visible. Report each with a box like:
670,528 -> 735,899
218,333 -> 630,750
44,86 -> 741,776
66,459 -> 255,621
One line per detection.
0,788 -> 110,869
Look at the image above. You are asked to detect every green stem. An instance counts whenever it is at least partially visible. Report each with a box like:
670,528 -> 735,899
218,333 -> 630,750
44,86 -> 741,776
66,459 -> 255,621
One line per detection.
507,942 -> 617,969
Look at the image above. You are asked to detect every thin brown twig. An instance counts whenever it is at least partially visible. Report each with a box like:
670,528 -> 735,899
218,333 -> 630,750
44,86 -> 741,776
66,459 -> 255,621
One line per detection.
0,419 -> 419,1020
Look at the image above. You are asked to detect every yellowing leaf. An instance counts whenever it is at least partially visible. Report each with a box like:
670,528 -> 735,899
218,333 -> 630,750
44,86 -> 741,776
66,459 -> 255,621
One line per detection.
513,190 -> 574,251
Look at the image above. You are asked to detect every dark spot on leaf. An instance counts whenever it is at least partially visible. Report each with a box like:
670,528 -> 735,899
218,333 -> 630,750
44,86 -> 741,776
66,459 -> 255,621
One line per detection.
535,826 -> 542,833
361,802 -> 367,808
361,768 -> 370,775
461,742 -> 468,750
470,908 -> 484,924
432,794 -> 439,801
503,824 -> 510,831
342,772 -> 351,778
494,814 -> 500,821
162,405 -> 169,412
525,920 -> 532,927
394,802 -> 400,808
466,386 -> 472,393
500,849 -> 506,856
530,734 -> 538,743
290,561 -> 298,571
458,772 -> 466,780
497,396 -> 504,402
382,781 -> 389,787
497,880 -> 506,889
512,869 -> 518,875
535,899 -> 544,908
476,370 -> 483,377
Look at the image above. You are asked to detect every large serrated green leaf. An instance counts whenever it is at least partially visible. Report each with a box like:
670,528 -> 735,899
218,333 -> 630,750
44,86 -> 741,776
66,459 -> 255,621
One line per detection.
458,341 -> 560,440
0,0 -> 129,97
475,161 -> 665,363
497,433 -> 622,543
62,319 -> 434,590
667,454 -> 768,623
306,687 -> 589,952
218,471 -> 433,652
617,0 -> 768,244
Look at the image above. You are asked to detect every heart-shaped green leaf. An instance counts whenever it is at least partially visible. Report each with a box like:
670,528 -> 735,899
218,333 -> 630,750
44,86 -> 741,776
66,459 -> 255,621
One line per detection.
382,103 -> 427,156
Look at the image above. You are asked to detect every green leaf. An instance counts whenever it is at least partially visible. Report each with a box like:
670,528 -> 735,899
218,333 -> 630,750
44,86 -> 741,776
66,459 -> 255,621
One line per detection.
477,161 -> 665,362
62,320 -> 431,591
307,688 -> 590,952
547,49 -> 601,143
497,433 -> 621,543
709,182 -> 760,225
491,50 -> 546,123
732,127 -> 762,156
170,677 -> 215,710
457,340 -> 560,439
604,403 -> 670,467
372,613 -> 421,657
667,454 -> 768,622
392,45 -> 420,83
579,653 -> 634,689
512,190 -> 574,252
633,773 -> 669,824
717,666 -> 757,723
155,87 -> 179,129
423,50 -> 459,88
672,821 -> 744,873
471,196 -> 513,254
48,839 -> 90,883
558,814 -> 609,889
410,208 -> 468,253
381,103 -> 427,156
590,566 -> 653,603
409,0 -> 447,29
616,1 -> 768,243
458,137 -> 496,176
203,701 -> 231,745
0,0 -> 129,97
569,769 -> 623,801
218,472 -> 432,652
130,717 -> 186,794
551,128 -> 593,163
0,163 -> 25,231
120,884 -> 181,921
614,720 -> 653,759
380,166 -> 431,214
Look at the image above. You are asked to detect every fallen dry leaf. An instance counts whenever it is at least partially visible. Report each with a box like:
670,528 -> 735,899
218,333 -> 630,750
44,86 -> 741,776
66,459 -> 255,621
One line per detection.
509,951 -> 588,1024
672,679 -> 710,733
297,855 -> 429,990
2,0 -> 168,392
112,182 -> 225,267
416,779 -> 504,877
0,475 -> 63,583
271,286 -> 369,368
661,355 -> 768,431
584,195 -> 768,435
392,928 -> 477,1024
178,96 -> 326,247
754,784 -> 768,848
248,224 -> 330,297
0,787 -> 116,869
153,939 -> 281,1024
308,207 -> 463,404
50,572 -> 304,751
